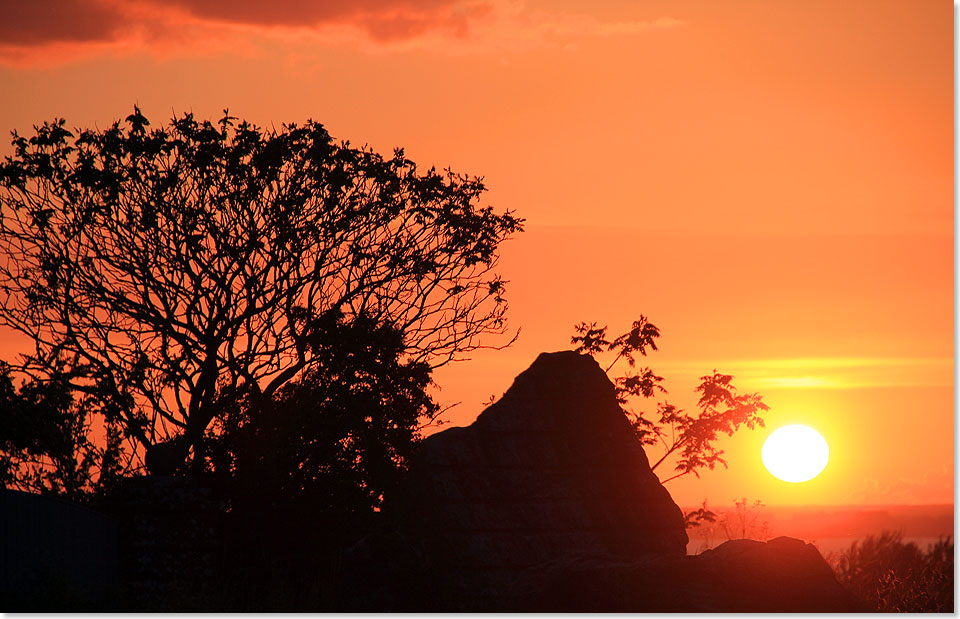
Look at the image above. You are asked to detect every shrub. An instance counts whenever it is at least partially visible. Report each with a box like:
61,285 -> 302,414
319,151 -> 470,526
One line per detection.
829,531 -> 954,612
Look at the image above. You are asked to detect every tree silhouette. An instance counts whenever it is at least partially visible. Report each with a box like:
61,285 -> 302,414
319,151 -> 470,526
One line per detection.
202,309 -> 439,597
0,108 -> 523,477
572,317 -> 767,484
0,361 -> 123,499
210,308 -> 437,517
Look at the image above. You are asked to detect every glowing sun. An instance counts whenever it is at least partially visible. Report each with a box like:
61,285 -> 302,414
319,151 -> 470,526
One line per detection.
761,424 -> 829,483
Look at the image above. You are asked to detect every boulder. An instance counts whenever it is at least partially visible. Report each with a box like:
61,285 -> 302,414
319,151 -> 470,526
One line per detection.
379,350 -> 686,610
506,536 -> 868,612
404,350 -> 687,555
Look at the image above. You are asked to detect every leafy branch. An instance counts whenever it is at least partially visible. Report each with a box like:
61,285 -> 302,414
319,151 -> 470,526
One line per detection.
572,317 -> 768,484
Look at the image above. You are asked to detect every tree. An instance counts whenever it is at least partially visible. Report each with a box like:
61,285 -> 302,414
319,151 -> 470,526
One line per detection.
209,308 -> 438,516
572,317 -> 767,484
0,361 -> 123,499
0,108 -> 523,478
203,310 -> 439,598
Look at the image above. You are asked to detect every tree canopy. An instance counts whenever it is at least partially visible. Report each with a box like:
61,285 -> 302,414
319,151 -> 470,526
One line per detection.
210,309 -> 438,516
0,361 -> 123,499
0,108 -> 523,478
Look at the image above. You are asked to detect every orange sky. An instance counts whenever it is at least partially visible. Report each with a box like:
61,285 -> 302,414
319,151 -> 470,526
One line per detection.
0,0 -> 953,507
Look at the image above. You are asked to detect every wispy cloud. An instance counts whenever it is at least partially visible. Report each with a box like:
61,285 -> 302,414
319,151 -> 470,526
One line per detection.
0,0 -> 684,66
860,466 -> 954,504
656,357 -> 953,390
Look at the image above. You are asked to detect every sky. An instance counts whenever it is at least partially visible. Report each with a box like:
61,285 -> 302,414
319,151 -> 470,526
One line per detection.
0,0 -> 953,508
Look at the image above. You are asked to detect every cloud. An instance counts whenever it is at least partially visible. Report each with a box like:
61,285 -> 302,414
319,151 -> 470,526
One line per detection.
750,376 -> 841,390
0,0 -> 682,66
861,467 -> 953,504
167,0 -> 470,31
254,3 -> 684,56
656,357 -> 953,390
0,0 -> 127,45
0,0 -> 497,51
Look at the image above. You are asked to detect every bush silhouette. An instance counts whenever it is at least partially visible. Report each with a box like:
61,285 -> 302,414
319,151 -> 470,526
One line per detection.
830,531 -> 954,612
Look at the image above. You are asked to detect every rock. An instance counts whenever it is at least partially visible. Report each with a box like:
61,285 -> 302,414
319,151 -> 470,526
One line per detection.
384,350 -> 687,610
506,536 -> 868,612
691,536 -> 866,611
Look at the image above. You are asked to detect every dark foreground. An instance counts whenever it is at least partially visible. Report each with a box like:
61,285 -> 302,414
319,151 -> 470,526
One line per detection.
3,352 -> 948,611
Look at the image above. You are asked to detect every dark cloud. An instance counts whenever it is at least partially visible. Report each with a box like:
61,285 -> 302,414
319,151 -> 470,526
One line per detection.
0,0 -> 493,50
0,0 -> 127,45
159,0 -> 496,42
161,0 -> 458,28
360,2 -> 494,42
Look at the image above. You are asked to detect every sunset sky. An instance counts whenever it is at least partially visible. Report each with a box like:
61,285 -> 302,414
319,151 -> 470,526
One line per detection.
0,0 -> 953,508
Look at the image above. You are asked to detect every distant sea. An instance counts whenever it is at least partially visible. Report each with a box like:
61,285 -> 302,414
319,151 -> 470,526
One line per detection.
682,503 -> 954,557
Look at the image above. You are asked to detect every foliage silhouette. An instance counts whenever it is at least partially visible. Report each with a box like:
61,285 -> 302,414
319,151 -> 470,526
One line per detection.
716,497 -> 770,541
210,308 -> 437,517
0,362 -> 122,499
682,499 -> 718,531
0,108 -> 523,479
829,531 -> 954,612
572,318 -> 767,485
683,498 -> 773,554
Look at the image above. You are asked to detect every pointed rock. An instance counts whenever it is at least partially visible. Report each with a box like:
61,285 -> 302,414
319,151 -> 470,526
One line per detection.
385,351 -> 686,609
408,350 -> 687,558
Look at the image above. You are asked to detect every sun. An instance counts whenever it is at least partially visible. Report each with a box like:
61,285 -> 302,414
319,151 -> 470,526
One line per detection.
761,424 -> 829,483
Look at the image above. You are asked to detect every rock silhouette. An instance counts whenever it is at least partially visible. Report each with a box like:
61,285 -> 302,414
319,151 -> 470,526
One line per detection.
505,536 -> 867,612
404,349 -> 687,556
343,350 -> 866,611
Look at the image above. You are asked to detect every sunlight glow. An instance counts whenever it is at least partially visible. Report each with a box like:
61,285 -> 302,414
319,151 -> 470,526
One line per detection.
761,424 -> 829,483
